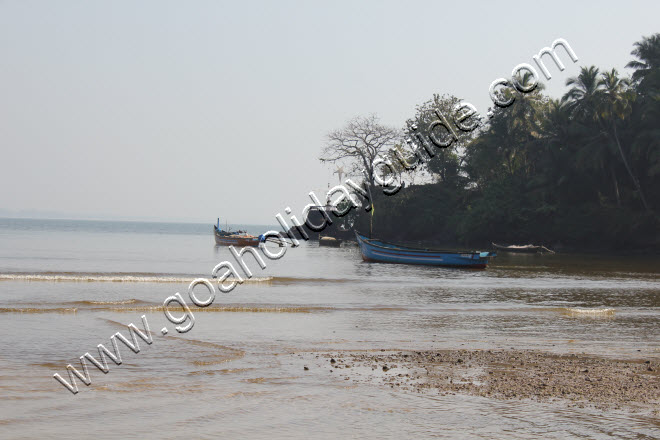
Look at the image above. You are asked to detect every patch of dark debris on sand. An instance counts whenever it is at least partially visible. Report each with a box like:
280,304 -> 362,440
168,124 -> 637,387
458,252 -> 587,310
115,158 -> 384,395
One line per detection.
311,349 -> 660,416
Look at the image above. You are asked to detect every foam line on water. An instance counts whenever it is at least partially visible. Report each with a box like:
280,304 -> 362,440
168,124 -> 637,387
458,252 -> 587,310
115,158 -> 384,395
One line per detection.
0,273 -> 273,284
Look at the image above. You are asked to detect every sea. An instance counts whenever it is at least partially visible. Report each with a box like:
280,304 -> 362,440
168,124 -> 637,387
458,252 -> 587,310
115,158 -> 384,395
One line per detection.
0,217 -> 658,439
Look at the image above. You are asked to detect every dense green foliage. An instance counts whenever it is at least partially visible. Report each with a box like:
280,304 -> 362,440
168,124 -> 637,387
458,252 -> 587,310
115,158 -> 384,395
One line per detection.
336,35 -> 660,250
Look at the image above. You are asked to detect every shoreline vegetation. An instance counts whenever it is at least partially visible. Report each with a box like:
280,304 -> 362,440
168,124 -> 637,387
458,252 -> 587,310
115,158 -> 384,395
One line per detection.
318,34 -> 660,252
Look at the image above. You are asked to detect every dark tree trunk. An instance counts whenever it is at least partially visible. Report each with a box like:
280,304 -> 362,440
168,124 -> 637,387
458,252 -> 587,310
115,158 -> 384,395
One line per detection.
611,122 -> 651,212
610,164 -> 621,207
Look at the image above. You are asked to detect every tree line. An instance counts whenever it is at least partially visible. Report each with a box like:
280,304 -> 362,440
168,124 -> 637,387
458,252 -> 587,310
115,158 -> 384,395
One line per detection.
319,34 -> 660,251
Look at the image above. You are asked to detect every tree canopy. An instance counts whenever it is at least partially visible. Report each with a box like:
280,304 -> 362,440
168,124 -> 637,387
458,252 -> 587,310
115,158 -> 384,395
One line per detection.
319,34 -> 660,250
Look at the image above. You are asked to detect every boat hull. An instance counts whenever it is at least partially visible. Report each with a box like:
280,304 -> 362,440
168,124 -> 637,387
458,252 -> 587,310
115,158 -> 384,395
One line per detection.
491,243 -> 554,254
214,227 -> 260,247
214,236 -> 260,247
319,237 -> 341,247
356,232 -> 495,268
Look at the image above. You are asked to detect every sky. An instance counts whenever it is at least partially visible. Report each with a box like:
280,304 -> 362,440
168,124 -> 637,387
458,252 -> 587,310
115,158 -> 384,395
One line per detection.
1,0 -> 659,224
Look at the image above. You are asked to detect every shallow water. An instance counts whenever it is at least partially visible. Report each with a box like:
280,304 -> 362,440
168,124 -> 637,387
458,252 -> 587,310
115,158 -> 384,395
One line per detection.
0,218 -> 658,439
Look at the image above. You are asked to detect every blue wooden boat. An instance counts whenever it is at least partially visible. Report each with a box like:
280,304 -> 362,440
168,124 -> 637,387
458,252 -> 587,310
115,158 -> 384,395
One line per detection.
355,232 -> 496,268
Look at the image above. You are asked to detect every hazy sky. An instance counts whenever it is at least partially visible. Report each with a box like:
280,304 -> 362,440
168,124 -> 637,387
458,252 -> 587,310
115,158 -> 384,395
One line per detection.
1,0 -> 659,224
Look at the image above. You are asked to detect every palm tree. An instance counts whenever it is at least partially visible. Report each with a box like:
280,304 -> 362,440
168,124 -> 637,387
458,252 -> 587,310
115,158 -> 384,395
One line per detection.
626,33 -> 660,83
563,67 -> 614,203
598,68 -> 651,212
563,66 -> 601,118
540,99 -> 610,205
509,71 -> 546,132
626,35 -> 660,213
493,71 -> 548,178
563,66 -> 651,211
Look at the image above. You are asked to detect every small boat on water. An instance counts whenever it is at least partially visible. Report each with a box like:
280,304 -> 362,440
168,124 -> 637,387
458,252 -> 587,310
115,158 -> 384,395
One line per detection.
356,232 -> 496,268
319,236 -> 341,247
492,242 -> 555,254
214,228 -> 260,247
213,219 -> 260,247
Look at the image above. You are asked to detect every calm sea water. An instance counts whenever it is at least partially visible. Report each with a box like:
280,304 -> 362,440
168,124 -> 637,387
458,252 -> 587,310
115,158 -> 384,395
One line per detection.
0,218 -> 658,439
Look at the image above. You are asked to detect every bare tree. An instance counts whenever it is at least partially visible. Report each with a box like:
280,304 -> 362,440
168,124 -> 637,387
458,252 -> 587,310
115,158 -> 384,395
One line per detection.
320,114 -> 399,187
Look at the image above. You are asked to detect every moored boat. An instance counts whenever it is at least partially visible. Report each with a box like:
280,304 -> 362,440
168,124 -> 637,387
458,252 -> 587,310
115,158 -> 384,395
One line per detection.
491,242 -> 555,254
356,232 -> 496,268
214,227 -> 261,247
319,236 -> 341,247
213,219 -> 260,247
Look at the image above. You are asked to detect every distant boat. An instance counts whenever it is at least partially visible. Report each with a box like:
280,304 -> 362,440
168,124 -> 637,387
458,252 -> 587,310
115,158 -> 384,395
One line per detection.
213,226 -> 261,247
356,232 -> 496,268
213,218 -> 247,235
213,219 -> 260,247
319,236 -> 341,247
491,242 -> 555,254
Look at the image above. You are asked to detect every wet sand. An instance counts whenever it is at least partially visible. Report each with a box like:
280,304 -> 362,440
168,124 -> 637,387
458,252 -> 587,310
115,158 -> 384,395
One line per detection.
308,349 -> 660,417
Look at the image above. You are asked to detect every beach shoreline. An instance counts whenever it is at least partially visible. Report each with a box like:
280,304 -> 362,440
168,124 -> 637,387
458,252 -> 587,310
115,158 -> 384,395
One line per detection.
306,348 -> 660,417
